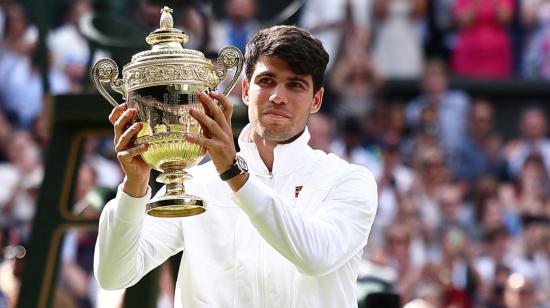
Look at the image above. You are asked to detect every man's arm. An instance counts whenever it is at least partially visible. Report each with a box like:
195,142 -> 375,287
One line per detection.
232,166 -> 377,276
94,103 -> 183,289
94,187 -> 184,290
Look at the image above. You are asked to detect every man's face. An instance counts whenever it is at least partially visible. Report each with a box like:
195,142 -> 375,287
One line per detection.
242,56 -> 323,143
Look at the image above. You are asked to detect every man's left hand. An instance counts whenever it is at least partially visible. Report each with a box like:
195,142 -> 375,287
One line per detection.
187,91 -> 236,174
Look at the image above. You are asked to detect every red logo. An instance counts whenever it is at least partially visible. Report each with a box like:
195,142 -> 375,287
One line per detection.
295,186 -> 303,198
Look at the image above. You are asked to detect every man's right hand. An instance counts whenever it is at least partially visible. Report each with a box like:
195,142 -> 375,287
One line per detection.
109,103 -> 151,197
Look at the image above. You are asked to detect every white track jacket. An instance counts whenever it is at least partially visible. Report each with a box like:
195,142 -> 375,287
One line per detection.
94,125 -> 378,308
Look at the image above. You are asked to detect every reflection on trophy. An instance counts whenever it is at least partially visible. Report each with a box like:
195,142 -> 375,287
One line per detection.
91,6 -> 243,217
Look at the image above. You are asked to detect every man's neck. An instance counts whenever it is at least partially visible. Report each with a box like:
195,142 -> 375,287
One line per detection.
251,129 -> 305,173
252,133 -> 277,172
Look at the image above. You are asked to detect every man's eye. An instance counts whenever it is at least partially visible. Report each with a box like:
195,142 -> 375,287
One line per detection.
289,82 -> 304,88
259,78 -> 274,85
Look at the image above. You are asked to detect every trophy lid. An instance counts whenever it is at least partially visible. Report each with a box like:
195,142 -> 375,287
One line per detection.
92,6 -> 243,103
122,6 -> 219,92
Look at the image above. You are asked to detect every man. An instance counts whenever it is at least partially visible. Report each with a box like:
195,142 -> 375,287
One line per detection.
94,25 -> 378,307
405,58 -> 470,157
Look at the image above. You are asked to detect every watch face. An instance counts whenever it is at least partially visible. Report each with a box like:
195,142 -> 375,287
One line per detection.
236,156 -> 248,172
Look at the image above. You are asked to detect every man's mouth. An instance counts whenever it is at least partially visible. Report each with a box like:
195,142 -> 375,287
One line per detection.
263,110 -> 290,118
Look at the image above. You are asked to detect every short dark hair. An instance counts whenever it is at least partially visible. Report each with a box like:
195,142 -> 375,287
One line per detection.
244,25 -> 329,93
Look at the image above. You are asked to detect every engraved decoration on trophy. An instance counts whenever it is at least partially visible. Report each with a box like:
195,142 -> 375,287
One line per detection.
91,6 -> 243,217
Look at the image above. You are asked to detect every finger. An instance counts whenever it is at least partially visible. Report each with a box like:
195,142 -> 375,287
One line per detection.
117,144 -> 149,161
209,91 -> 233,124
185,133 -> 217,149
113,108 -> 138,144
115,122 -> 143,152
109,103 -> 128,125
189,108 -> 227,139
197,92 -> 230,131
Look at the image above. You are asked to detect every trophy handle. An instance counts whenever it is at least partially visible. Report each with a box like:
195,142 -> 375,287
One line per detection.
91,58 -> 125,107
215,46 -> 244,96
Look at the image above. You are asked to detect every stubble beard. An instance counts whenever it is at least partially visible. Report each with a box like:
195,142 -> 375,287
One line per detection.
251,120 -> 295,142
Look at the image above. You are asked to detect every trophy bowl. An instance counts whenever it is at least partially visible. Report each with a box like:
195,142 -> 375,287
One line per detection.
91,6 -> 243,217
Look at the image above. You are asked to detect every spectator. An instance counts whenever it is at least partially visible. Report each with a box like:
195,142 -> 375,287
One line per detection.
434,183 -> 476,238
453,98 -> 507,183
410,145 -> 452,232
81,137 -> 122,190
0,4 -> 44,129
327,46 -> 383,122
504,106 -> 550,178
330,117 -> 379,169
480,193 -> 521,239
132,0 -> 163,32
403,104 -> 441,167
431,226 -> 481,308
521,0 -> 550,79
371,131 -> 416,240
514,153 -> 550,216
175,5 -> 212,51
451,0 -> 515,78
470,177 -> 522,238
211,0 -> 260,54
474,227 -> 523,291
371,0 -> 427,79
424,0 -> 457,60
406,58 -> 470,158
300,0 -> 373,70
307,112 -> 335,153
359,104 -> 389,148
59,163 -> 123,308
0,130 -> 43,243
60,163 -> 99,308
47,0 -> 93,94
386,103 -> 411,138
514,215 -> 550,288
382,223 -> 423,305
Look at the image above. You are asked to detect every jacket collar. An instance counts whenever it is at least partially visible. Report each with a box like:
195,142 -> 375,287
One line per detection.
237,124 -> 315,177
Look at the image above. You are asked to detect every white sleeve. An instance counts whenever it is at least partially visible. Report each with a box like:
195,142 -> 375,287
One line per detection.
231,167 -> 377,276
93,186 -> 185,290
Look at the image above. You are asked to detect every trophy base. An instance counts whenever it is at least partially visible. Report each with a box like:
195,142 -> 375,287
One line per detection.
146,194 -> 205,217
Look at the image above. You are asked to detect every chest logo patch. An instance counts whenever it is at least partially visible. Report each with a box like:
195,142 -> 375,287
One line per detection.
295,186 -> 303,198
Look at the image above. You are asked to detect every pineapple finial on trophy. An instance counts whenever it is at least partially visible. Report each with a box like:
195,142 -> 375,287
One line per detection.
160,6 -> 174,30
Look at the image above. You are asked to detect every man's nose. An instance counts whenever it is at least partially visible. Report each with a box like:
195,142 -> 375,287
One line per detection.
269,86 -> 288,105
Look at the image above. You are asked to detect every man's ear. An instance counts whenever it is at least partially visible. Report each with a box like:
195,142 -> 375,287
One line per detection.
242,78 -> 250,106
310,87 -> 324,113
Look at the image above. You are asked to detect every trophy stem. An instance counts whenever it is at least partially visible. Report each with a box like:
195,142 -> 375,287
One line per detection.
145,168 -> 206,217
162,168 -> 189,196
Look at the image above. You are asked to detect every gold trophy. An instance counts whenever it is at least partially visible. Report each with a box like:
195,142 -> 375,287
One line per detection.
91,6 -> 243,217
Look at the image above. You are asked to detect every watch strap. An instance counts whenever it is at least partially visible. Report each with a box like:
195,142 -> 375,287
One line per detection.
219,156 -> 247,181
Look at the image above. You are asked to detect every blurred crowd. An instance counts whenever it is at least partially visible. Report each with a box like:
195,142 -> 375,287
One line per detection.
0,0 -> 549,307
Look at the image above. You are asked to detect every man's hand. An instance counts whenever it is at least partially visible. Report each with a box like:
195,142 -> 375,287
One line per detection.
109,103 -> 151,197
187,92 -> 236,173
187,92 -> 249,190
